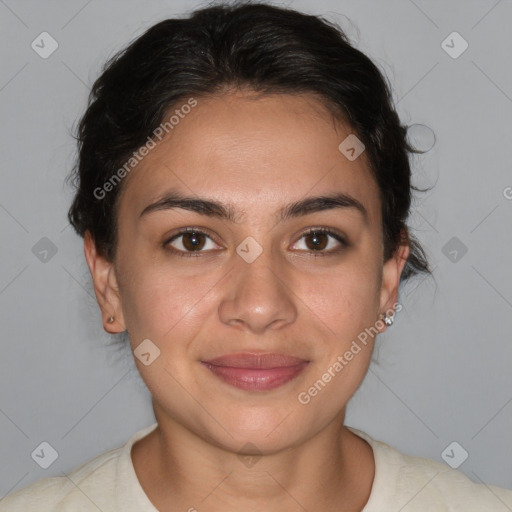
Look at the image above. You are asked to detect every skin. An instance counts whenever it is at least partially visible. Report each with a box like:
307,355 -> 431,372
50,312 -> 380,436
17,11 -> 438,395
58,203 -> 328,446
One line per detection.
84,90 -> 409,511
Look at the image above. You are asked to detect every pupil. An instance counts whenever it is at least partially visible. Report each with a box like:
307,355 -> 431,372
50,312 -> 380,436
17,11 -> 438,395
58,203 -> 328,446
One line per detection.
307,232 -> 326,250
184,232 -> 203,251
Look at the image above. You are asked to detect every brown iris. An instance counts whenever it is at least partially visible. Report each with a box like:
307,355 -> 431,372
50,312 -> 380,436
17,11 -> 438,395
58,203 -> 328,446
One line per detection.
182,231 -> 206,251
304,231 -> 328,251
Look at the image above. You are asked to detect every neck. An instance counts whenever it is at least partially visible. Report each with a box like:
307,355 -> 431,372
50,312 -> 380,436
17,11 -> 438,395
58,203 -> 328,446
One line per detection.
132,404 -> 375,512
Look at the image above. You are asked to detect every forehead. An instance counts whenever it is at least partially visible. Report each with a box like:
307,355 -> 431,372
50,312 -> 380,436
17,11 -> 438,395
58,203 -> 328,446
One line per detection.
117,91 -> 381,225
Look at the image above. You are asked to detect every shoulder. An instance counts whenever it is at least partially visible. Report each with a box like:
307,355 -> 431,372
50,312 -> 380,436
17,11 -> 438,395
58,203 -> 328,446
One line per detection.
0,447 -> 121,511
392,450 -> 512,511
348,427 -> 512,511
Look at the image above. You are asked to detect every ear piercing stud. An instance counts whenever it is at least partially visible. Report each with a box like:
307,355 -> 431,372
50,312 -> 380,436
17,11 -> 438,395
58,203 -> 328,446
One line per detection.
382,312 -> 394,326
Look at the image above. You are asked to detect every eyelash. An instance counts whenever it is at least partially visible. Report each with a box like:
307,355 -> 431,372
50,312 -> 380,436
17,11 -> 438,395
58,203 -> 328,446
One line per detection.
163,227 -> 348,258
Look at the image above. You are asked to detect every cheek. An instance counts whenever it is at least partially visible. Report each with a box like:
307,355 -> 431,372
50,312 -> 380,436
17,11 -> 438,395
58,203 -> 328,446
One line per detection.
294,267 -> 380,413
299,259 -> 381,340
118,259 -> 217,345
117,266 -> 213,390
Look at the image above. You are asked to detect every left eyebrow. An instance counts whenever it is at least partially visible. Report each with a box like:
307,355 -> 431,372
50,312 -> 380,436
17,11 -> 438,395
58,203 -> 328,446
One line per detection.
139,190 -> 368,225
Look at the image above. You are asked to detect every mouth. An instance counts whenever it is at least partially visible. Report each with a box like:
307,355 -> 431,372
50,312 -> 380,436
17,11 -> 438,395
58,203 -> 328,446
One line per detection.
200,352 -> 311,391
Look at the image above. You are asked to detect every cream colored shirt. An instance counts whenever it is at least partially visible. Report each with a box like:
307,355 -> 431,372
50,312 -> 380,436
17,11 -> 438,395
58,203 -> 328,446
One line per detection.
1,423 -> 511,511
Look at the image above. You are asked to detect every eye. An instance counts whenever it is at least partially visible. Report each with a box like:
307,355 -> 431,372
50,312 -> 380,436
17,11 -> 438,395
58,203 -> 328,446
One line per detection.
292,227 -> 348,256
164,228 -> 220,257
163,227 -> 348,258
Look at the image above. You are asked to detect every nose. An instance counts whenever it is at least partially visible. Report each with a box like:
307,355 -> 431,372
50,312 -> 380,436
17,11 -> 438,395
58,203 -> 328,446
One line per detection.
218,249 -> 298,334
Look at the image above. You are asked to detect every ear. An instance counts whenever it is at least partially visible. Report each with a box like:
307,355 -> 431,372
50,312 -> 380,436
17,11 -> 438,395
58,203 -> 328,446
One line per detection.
83,230 -> 126,333
377,231 -> 410,331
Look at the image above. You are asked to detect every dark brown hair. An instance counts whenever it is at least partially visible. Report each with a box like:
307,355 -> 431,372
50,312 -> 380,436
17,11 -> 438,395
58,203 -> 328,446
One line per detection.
67,0 -> 431,282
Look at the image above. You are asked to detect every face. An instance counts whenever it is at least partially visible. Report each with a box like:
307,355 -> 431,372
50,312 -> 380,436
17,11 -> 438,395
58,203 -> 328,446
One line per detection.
85,90 -> 408,454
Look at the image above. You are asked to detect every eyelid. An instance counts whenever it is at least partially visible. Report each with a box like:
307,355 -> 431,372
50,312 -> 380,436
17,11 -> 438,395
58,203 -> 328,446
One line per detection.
299,226 -> 347,243
165,226 -> 218,239
163,227 -> 222,256
291,226 -> 348,253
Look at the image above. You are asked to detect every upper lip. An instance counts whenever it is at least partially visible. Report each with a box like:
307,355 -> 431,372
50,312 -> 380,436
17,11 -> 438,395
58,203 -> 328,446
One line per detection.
201,352 -> 309,369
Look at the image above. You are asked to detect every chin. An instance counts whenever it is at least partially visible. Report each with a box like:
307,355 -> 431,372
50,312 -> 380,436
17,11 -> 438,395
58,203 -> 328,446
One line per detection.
206,408 -> 308,453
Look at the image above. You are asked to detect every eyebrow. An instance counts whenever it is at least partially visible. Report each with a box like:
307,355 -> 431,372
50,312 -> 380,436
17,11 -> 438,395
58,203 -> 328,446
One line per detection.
139,190 -> 368,225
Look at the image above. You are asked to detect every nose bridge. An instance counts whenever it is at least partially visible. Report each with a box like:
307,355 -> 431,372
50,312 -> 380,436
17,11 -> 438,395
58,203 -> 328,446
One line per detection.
218,240 -> 297,332
237,243 -> 279,292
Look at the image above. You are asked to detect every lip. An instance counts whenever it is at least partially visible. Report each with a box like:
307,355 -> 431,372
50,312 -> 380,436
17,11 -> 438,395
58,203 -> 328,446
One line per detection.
200,352 -> 310,391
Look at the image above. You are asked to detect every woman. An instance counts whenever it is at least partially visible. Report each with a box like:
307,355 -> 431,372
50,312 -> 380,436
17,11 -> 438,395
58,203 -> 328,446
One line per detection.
2,2 -> 510,510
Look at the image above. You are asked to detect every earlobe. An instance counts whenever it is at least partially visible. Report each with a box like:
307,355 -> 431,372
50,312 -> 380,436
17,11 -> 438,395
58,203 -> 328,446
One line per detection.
83,230 -> 126,333
378,237 -> 410,330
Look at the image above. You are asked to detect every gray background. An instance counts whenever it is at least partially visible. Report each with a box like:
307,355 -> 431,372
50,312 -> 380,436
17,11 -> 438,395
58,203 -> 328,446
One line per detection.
1,0 -> 511,498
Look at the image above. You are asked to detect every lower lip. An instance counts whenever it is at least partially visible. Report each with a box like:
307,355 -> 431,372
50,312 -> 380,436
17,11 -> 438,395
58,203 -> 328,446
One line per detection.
200,362 -> 310,391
